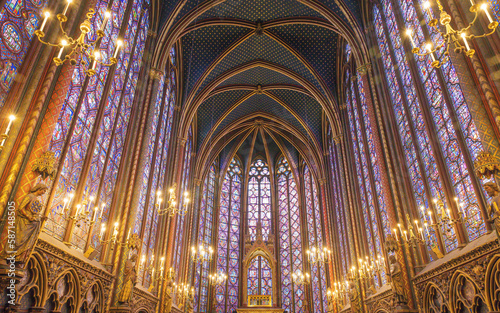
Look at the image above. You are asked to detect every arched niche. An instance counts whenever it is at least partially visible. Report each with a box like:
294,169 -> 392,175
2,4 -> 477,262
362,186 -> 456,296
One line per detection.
485,254 -> 500,311
241,245 -> 278,308
423,282 -> 451,313
449,271 -> 489,313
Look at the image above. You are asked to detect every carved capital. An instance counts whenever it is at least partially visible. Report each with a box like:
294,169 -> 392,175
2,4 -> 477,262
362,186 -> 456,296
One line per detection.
357,63 -> 372,76
149,68 -> 164,80
178,137 -> 187,146
31,151 -> 58,180
147,30 -> 157,37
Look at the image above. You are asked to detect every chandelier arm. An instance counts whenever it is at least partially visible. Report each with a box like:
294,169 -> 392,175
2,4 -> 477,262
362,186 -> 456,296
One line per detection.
470,24 -> 499,39
460,11 -> 480,33
34,35 -> 60,48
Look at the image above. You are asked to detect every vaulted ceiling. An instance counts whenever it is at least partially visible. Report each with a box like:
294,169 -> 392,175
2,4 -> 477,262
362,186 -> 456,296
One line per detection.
153,0 -> 368,179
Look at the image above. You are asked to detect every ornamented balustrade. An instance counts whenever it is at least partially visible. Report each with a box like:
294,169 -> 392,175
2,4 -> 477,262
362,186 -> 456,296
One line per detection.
248,295 -> 272,307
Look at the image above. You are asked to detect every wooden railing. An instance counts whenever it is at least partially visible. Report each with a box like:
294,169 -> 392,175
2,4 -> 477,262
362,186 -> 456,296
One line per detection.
248,295 -> 272,307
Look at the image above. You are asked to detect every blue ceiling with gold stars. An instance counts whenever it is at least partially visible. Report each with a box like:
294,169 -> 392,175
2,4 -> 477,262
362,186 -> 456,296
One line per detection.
159,0 -> 363,157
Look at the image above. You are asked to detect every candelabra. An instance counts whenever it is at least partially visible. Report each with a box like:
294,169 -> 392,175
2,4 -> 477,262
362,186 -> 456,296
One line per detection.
173,282 -> 194,302
209,272 -> 227,286
406,0 -> 498,68
393,214 -> 426,248
306,246 -> 331,265
191,242 -> 214,264
327,282 -> 349,307
98,221 -> 119,245
292,271 -> 310,286
35,0 -> 123,76
156,184 -> 190,217
57,191 -> 104,228
0,115 -> 15,152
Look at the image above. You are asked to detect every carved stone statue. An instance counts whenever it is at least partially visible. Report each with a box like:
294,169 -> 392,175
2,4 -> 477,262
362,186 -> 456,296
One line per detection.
164,279 -> 173,313
483,181 -> 500,242
117,253 -> 138,304
1,183 -> 49,264
348,281 -> 362,313
389,255 -> 406,306
186,291 -> 194,313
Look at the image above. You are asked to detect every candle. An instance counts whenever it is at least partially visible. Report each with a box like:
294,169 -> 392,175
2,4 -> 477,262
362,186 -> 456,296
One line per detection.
100,11 -> 111,31
113,40 -> 123,58
426,43 -> 436,61
151,268 -> 155,282
75,204 -> 82,217
393,228 -> 399,241
447,209 -> 451,219
428,210 -> 433,224
424,222 -> 430,237
5,115 -> 15,136
469,0 -> 474,5
99,202 -> 105,219
93,206 -> 99,221
126,228 -> 131,240
63,0 -> 72,16
423,1 -> 432,17
88,195 -> 94,213
99,224 -> 106,239
92,51 -> 100,70
403,230 -> 408,241
481,3 -> 494,23
40,11 -> 50,32
406,29 -> 416,49
57,40 -> 67,59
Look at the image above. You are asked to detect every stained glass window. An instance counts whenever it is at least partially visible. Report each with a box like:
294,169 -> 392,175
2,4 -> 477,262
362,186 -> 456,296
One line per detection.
194,164 -> 217,312
304,165 -> 327,313
172,126 -> 193,288
490,0 -> 499,20
277,156 -> 304,313
44,0 -> 150,253
247,256 -> 272,296
327,127 -> 349,278
133,63 -> 176,286
373,0 -> 486,253
215,157 -> 242,313
0,0 -> 48,107
247,158 -> 271,241
345,43 -> 351,63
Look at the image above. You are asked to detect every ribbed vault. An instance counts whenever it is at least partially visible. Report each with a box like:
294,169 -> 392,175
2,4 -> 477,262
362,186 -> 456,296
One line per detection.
152,0 -> 369,180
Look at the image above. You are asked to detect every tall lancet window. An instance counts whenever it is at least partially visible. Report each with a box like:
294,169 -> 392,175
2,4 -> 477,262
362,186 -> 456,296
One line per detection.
247,158 -> 271,241
344,66 -> 387,286
194,163 -> 217,312
44,0 -> 150,252
215,157 -> 242,313
277,156 -> 304,313
173,126 -> 193,273
0,0 -> 48,107
304,165 -> 328,313
373,0 -> 486,254
134,48 -> 176,286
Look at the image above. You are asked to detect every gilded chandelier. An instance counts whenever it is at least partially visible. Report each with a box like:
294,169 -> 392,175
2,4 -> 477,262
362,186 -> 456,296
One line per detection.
406,0 -> 498,68
35,0 -> 122,76
306,245 -> 331,265
191,242 -> 214,263
156,184 -> 190,217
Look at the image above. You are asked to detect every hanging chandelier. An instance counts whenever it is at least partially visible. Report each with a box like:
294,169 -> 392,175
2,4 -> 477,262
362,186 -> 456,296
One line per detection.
406,0 -> 498,68
191,242 -> 214,263
292,271 -> 310,286
35,1 -> 122,76
209,272 -> 227,286
306,246 -> 331,265
155,184 -> 190,217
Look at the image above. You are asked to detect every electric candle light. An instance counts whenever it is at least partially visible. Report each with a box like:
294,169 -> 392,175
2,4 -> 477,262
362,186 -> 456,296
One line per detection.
481,3 -> 494,23
92,51 -> 100,70
99,224 -> 106,239
126,228 -> 131,240
428,210 -> 434,224
113,40 -> 123,59
57,40 -> 68,59
100,11 -> 111,31
426,43 -> 436,61
75,204 -> 82,217
40,11 -> 50,32
406,29 -> 417,49
423,1 -> 432,16
4,115 -> 15,137
99,202 -> 105,219
63,0 -> 72,16
393,228 -> 399,241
